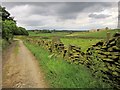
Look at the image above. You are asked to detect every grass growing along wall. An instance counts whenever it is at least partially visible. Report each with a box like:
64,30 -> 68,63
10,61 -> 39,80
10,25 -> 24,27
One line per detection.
24,41 -> 111,88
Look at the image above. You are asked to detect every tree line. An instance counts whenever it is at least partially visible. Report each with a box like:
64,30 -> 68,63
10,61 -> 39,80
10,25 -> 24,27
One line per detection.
29,29 -> 89,33
0,6 -> 29,42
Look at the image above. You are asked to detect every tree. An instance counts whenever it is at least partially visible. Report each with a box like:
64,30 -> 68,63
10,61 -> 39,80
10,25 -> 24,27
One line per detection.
0,6 -> 10,21
2,20 -> 17,41
1,5 -> 29,41
16,27 -> 29,36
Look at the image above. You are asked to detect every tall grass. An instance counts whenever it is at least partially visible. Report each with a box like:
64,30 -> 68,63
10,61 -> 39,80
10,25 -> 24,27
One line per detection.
2,39 -> 10,50
24,41 -> 111,88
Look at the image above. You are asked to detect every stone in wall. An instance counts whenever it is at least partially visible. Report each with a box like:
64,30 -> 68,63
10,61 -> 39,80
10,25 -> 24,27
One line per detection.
86,32 -> 120,89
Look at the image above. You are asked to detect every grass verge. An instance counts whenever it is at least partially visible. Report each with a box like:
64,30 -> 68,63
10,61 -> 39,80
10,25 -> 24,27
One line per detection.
14,41 -> 19,56
2,39 -> 11,50
24,41 -> 111,88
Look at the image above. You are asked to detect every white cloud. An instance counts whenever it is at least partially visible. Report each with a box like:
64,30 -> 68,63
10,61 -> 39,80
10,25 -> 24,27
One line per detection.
2,2 -> 118,30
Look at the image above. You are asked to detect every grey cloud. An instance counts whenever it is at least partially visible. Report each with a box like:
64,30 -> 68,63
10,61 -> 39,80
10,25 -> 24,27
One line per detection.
88,13 -> 111,19
2,2 -> 62,9
2,2 -> 116,20
19,20 -> 44,26
31,2 -> 115,20
1,2 -> 117,30
56,2 -> 115,19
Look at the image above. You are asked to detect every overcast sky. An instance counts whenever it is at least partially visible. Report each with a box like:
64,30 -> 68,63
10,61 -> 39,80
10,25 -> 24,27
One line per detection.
2,2 -> 118,30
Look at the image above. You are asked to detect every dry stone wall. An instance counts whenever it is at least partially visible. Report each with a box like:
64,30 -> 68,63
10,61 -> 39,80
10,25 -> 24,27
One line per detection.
25,32 -> 120,89
86,33 -> 120,89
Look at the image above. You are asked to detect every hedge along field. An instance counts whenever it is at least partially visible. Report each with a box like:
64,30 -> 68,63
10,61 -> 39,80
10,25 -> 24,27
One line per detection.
24,41 -> 111,88
61,38 -> 103,52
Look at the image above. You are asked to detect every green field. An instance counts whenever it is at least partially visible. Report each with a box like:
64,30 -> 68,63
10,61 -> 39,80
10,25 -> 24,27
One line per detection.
25,41 -> 111,88
24,29 -> 119,88
28,29 -> 119,52
2,4 -> 119,89
66,29 -> 119,38
28,31 -> 70,37
28,29 -> 119,39
61,38 -> 103,52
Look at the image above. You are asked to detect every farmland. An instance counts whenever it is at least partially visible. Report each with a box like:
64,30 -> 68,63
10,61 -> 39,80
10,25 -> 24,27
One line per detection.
28,29 -> 119,52
61,38 -> 102,52
2,3 -> 120,89
28,31 -> 69,37
3,29 -> 120,88
23,29 -> 120,88
28,29 -> 118,38
66,29 -> 119,38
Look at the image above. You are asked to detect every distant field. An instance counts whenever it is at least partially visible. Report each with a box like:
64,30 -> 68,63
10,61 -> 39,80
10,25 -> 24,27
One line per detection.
28,32 -> 70,37
67,29 -> 119,38
24,29 -> 119,88
28,29 -> 119,39
28,29 -> 119,52
61,38 -> 102,52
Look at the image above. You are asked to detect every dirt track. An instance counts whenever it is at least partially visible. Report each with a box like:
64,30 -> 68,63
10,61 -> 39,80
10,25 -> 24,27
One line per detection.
2,39 -> 48,88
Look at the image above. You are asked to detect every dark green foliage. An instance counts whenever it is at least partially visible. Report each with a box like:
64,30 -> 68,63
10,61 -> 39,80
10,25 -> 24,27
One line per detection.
14,27 -> 29,36
1,6 -> 29,42
0,6 -> 10,21
2,20 -> 17,41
